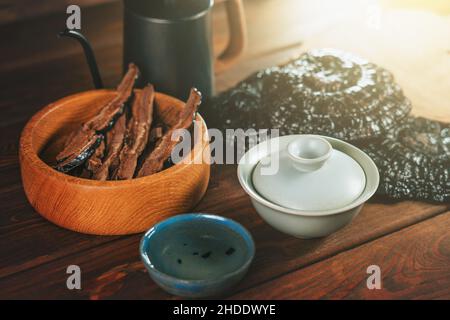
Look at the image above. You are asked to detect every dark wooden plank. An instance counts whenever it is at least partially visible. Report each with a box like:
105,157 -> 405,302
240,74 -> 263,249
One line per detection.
0,162 -> 447,298
0,0 -> 115,25
0,0 -> 304,76
0,69 -> 302,281
0,2 -> 120,75
0,46 -> 124,128
0,0 -> 306,128
0,0 -> 237,26
0,28 -> 447,287
0,40 -> 304,152
0,0 -> 308,280
1,0 -> 449,299
231,211 -> 450,300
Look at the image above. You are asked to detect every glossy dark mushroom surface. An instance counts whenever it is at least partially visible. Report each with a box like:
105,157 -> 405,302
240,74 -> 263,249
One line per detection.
204,49 -> 448,202
359,116 -> 449,202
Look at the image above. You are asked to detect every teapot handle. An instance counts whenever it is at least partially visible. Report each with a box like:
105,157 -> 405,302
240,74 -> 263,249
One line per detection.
215,0 -> 247,73
59,29 -> 104,89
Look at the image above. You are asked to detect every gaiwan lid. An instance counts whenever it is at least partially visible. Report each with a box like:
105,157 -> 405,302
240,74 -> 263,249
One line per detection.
252,135 -> 366,211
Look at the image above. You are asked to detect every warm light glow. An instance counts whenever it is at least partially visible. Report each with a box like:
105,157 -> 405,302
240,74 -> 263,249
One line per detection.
381,0 -> 450,15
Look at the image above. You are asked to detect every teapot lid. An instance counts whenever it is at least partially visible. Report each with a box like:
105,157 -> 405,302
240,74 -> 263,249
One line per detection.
252,135 -> 366,211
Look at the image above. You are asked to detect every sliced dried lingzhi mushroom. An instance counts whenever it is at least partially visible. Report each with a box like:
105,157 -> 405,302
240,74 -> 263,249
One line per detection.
137,88 -> 201,177
115,84 -> 155,180
85,63 -> 139,131
92,113 -> 127,181
86,139 -> 105,174
148,126 -> 163,144
56,134 -> 104,173
55,63 -> 139,172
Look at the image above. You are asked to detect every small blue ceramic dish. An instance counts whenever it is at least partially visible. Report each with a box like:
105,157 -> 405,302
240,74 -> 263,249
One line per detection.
140,213 -> 255,298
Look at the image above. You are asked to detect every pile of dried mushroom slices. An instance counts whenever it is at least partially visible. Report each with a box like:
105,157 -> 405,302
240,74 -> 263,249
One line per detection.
54,63 -> 202,180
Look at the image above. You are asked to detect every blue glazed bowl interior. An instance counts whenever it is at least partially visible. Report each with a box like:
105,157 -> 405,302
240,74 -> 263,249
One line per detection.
140,214 -> 254,281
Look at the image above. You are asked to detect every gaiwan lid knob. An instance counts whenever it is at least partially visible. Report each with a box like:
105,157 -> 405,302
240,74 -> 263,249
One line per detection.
252,135 -> 366,211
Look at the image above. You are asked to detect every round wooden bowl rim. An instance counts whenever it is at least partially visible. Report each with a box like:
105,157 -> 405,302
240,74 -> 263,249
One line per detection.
19,89 -> 209,188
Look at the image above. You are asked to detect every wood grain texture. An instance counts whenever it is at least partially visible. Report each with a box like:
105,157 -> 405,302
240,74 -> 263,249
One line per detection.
0,0 -> 115,25
0,0 -> 304,280
1,0 -> 450,299
0,0 -> 232,25
0,165 -> 447,298
19,90 -> 210,235
231,211 -> 450,300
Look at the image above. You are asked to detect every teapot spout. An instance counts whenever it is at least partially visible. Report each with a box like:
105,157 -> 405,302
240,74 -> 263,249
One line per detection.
59,29 -> 104,89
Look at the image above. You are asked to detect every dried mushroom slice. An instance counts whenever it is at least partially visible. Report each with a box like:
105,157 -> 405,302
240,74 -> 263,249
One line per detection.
92,113 -> 127,181
137,88 -> 201,177
55,63 -> 139,172
85,63 -> 139,131
116,84 -> 155,180
55,134 -> 104,173
86,139 -> 105,174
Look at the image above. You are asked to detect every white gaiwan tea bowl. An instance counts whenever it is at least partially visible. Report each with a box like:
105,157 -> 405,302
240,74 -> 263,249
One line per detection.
237,135 -> 379,238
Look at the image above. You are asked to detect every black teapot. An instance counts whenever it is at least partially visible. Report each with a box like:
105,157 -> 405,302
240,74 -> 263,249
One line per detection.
61,0 -> 246,100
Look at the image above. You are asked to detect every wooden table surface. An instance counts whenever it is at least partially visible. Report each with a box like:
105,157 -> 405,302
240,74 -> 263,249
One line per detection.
0,0 -> 449,299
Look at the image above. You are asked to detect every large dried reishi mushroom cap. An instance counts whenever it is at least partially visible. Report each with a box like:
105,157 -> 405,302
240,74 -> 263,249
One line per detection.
359,116 -> 450,202
204,49 -> 450,203
205,49 -> 412,142
204,72 -> 267,131
264,49 -> 412,141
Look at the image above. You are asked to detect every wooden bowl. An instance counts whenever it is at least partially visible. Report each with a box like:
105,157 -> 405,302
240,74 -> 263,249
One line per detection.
19,90 -> 210,235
